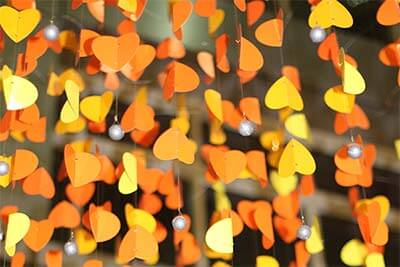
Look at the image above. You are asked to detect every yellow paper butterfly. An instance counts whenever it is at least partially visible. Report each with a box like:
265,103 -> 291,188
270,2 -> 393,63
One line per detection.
205,218 -> 233,254
80,92 -> 113,123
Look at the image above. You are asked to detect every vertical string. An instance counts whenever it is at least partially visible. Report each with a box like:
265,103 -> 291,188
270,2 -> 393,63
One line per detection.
50,0 -> 56,23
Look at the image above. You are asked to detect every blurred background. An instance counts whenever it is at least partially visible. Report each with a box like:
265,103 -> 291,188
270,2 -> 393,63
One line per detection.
0,0 -> 399,266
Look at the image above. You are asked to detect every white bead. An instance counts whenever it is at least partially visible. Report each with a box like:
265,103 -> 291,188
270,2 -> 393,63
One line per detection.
44,24 -> 60,41
108,124 -> 125,141
64,240 -> 78,256
172,215 -> 186,231
0,230 -> 3,241
347,143 -> 363,159
238,119 -> 255,137
297,224 -> 311,240
309,27 -> 326,43
0,161 -> 9,176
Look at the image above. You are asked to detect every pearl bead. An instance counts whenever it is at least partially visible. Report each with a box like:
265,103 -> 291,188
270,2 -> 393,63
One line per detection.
297,224 -> 312,240
44,24 -> 60,41
0,161 -> 9,176
0,229 -> 3,241
238,119 -> 256,137
108,124 -> 125,141
172,215 -> 186,231
309,27 -> 326,43
64,240 -> 78,256
347,143 -> 363,159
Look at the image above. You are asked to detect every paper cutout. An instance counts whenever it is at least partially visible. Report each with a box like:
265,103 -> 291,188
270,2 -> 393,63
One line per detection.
256,256 -> 279,267
92,32 -> 140,70
340,239 -> 368,266
0,6 -> 40,43
45,250 -> 62,267
118,152 -> 138,194
153,127 -> 196,164
194,0 -> 216,17
366,253 -> 386,267
265,77 -> 304,111
22,167 -> 55,199
284,113 -> 311,140
75,228 -> 97,255
23,219 -> 54,252
66,182 -> 95,207
5,212 -> 30,256
11,251 -> 25,267
239,37 -> 264,72
376,0 -> 400,26
205,89 -> 223,122
205,218 -> 233,254
255,9 -> 284,47
308,0 -> 353,29
60,80 -> 80,123
2,65 -> 38,110
125,204 -> 156,233
118,225 -> 159,263
324,85 -> 355,113
48,200 -> 80,228
247,0 -> 266,27
80,91 -> 113,123
278,139 -> 316,177
64,144 -> 101,187
209,9 -> 225,34
270,170 -> 298,196
209,149 -> 247,183
89,204 -> 121,242
305,217 -> 324,254
121,100 -> 155,132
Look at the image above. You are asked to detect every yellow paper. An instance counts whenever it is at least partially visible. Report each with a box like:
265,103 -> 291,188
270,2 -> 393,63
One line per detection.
366,253 -> 386,267
205,218 -> 233,254
5,212 -> 30,256
59,30 -> 78,52
305,217 -> 324,254
284,113 -> 311,140
256,255 -> 280,267
278,139 -> 316,177
324,85 -> 355,113
118,0 -> 137,13
210,119 -> 226,145
125,204 -> 156,233
394,139 -> 400,159
118,153 -> 138,195
209,9 -> 225,34
55,117 -> 86,134
265,77 -> 303,111
2,65 -> 38,110
340,50 -> 366,95
340,239 -> 367,266
75,228 -> 97,255
0,6 -> 40,43
80,91 -> 113,123
61,80 -> 80,123
308,0 -> 353,29
270,170 -> 298,196
204,89 -> 223,122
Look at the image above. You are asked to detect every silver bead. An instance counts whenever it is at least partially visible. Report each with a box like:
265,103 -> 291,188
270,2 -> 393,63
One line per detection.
0,161 -> 9,176
64,239 -> 78,256
108,124 -> 125,141
44,23 -> 60,41
238,119 -> 256,137
297,224 -> 311,240
0,229 -> 3,241
172,215 -> 186,231
347,143 -> 363,159
309,27 -> 326,43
